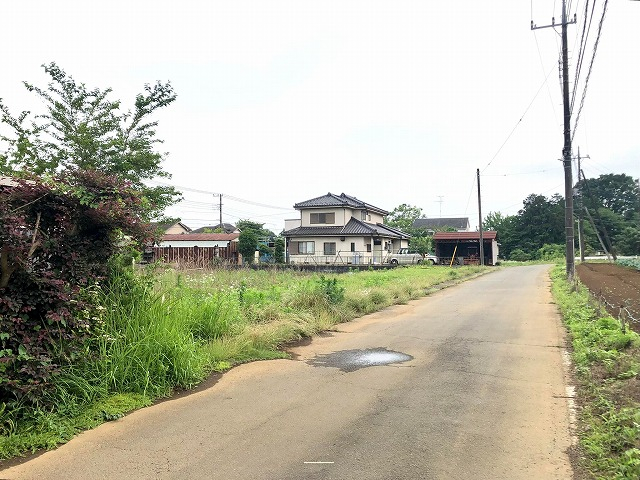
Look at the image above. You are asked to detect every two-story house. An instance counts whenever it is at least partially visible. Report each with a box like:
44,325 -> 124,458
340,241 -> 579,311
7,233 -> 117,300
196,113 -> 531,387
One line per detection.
283,192 -> 410,265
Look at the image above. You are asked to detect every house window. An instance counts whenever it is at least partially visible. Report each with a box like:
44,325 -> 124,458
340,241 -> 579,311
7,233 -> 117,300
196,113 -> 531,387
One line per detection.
297,241 -> 315,254
361,211 -> 367,220
350,242 -> 356,252
324,242 -> 336,255
366,244 -> 371,252
310,212 -> 335,224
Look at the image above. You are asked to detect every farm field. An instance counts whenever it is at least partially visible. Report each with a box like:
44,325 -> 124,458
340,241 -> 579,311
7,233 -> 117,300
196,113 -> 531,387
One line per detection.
576,263 -> 640,332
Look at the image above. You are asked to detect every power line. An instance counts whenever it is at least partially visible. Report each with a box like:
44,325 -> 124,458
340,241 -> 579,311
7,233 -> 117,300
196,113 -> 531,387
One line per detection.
572,0 -> 609,140
147,179 -> 293,211
570,0 -> 597,112
481,63 -> 556,173
482,168 -> 555,177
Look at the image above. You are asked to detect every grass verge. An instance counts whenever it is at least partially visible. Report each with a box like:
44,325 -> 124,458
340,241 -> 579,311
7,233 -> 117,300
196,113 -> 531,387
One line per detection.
0,264 -> 487,462
550,265 -> 640,479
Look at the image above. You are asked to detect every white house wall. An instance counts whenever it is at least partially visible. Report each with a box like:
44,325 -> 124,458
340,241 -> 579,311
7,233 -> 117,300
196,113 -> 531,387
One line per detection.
299,208 -> 385,227
287,236 -> 409,265
284,218 -> 301,230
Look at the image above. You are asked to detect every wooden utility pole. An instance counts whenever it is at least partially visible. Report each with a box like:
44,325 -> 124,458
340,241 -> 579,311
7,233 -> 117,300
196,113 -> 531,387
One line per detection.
532,0 -> 576,280
477,169 -> 484,266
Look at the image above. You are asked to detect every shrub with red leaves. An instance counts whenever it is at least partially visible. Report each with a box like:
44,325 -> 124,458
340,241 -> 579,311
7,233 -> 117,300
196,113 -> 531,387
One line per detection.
0,169 -> 153,403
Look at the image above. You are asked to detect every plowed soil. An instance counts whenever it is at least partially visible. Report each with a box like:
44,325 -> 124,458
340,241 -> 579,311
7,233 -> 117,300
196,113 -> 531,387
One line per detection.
576,263 -> 640,333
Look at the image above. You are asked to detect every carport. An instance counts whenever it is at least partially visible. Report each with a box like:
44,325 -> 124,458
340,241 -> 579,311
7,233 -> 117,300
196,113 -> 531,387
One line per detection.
433,231 -> 499,266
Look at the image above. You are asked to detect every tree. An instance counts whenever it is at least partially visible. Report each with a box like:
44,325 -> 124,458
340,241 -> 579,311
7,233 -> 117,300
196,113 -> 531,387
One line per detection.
238,230 -> 258,265
576,173 -> 640,219
236,219 -> 275,238
513,194 -> 564,255
483,211 -> 519,259
0,63 -> 180,219
386,204 -> 423,233
274,237 -> 285,263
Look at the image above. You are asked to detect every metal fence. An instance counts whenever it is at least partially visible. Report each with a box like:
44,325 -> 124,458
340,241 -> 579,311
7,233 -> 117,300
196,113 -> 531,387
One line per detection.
584,285 -> 639,332
288,250 -> 390,266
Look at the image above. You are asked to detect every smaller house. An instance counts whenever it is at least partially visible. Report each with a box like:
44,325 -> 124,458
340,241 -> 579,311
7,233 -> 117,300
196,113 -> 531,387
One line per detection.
192,223 -> 239,234
152,220 -> 192,235
433,231 -> 498,266
153,233 -> 240,266
159,233 -> 239,248
413,217 -> 470,233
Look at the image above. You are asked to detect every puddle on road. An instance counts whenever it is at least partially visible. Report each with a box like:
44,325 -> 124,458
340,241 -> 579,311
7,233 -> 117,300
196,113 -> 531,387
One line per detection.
306,347 -> 413,372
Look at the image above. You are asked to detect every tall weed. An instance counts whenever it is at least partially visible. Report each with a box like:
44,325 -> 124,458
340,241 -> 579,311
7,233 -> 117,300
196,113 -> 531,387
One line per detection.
550,265 -> 640,478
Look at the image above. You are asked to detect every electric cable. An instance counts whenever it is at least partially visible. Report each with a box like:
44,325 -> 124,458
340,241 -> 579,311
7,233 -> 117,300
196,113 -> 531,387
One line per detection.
572,0 -> 609,139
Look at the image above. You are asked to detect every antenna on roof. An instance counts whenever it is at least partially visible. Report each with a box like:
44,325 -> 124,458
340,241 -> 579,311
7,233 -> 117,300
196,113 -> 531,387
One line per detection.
435,196 -> 444,218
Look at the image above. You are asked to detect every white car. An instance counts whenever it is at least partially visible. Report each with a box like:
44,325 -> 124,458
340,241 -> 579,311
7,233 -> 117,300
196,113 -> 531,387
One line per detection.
388,248 -> 438,265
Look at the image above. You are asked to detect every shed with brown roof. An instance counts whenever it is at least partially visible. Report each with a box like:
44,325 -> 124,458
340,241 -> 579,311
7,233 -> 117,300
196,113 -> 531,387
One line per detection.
433,231 -> 499,265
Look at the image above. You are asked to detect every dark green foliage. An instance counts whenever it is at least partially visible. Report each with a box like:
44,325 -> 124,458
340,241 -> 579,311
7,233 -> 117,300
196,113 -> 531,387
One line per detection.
0,63 -> 180,219
386,204 -> 423,233
508,249 -> 531,262
238,230 -> 258,264
386,204 -> 435,254
0,171 -> 152,404
537,243 -> 565,260
236,219 -> 275,238
274,236 -> 285,263
576,173 -> 640,256
576,173 -> 640,219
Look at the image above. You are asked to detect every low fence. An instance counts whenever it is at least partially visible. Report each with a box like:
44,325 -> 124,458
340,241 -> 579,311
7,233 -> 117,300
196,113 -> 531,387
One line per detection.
288,250 -> 390,266
148,245 -> 239,268
587,286 -> 639,332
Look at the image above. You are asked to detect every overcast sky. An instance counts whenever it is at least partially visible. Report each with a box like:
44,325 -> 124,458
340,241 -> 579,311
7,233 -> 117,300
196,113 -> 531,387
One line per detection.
1,1 -> 638,232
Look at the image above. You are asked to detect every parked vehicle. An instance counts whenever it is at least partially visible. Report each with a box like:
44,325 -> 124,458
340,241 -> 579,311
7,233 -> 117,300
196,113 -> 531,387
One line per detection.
387,248 -> 438,265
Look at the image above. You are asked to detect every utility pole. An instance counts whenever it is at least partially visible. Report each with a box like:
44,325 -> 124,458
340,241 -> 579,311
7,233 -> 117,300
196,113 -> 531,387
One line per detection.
532,0 -> 576,280
477,169 -> 484,266
576,147 -> 590,263
213,193 -> 223,227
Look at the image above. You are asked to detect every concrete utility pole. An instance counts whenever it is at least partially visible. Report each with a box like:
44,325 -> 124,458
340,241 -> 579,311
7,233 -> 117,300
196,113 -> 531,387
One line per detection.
477,169 -> 484,266
213,193 -> 223,227
532,0 -> 577,280
576,148 -> 590,262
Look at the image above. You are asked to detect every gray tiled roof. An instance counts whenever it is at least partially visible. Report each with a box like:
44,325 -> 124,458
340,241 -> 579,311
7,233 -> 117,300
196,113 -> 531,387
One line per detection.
413,217 -> 470,230
283,217 -> 409,239
294,193 -> 388,215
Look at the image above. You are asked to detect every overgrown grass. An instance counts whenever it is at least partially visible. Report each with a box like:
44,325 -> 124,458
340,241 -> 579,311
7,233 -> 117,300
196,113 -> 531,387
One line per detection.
0,263 -> 486,461
550,266 -> 640,479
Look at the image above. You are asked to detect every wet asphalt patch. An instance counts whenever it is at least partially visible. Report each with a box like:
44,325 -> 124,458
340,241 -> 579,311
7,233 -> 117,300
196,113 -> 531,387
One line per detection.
306,347 -> 413,372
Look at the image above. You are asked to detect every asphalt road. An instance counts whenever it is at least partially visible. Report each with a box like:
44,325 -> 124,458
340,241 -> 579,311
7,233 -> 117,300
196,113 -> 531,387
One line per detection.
2,265 -> 574,479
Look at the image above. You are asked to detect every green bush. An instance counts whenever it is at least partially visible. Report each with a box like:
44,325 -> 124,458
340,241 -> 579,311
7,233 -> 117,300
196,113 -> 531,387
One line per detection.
316,276 -> 345,304
509,248 -> 531,261
537,243 -> 565,261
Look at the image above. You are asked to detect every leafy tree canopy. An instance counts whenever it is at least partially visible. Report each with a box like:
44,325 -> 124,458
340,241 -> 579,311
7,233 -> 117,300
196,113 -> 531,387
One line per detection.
386,204 -> 423,233
0,63 -> 180,219
576,173 -> 640,218
238,230 -> 259,264
236,219 -> 275,238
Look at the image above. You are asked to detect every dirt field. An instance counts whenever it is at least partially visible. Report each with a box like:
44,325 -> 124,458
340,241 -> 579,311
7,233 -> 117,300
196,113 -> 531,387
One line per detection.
576,263 -> 640,333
